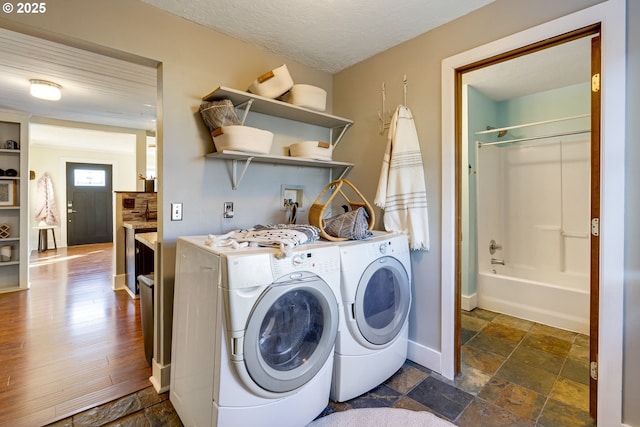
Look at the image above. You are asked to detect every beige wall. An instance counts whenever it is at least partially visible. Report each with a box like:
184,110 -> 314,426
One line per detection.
4,1 -> 638,424
333,0 -> 640,424
1,0 -> 334,390
332,0 -> 605,356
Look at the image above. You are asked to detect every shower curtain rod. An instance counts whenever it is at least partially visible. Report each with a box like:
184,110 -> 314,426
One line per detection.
477,129 -> 590,147
475,113 -> 590,135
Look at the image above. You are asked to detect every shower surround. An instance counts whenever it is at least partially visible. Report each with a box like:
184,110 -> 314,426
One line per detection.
475,132 -> 591,334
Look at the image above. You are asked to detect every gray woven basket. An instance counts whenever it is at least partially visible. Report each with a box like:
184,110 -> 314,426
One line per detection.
199,99 -> 241,131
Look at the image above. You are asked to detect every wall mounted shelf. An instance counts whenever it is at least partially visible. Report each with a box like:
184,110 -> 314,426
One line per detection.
203,86 -> 353,147
203,86 -> 355,189
206,150 -> 353,190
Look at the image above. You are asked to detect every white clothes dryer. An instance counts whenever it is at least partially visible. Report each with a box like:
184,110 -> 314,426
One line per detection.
170,236 -> 341,427
329,231 -> 412,402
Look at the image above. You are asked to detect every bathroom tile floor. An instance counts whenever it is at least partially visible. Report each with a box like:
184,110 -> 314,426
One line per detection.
45,309 -> 594,427
321,308 -> 594,427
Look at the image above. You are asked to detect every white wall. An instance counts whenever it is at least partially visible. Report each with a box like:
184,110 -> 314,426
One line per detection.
29,143 -> 136,250
28,121 -> 140,250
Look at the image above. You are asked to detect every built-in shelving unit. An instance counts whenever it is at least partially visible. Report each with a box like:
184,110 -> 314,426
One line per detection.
0,110 -> 29,292
203,87 -> 354,189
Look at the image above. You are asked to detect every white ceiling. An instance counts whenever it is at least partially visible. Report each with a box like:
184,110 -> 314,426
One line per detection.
0,28 -> 157,132
464,36 -> 592,102
140,0 -> 495,74
0,1 -> 591,136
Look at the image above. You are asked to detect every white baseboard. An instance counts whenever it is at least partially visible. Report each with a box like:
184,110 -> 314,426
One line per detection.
113,274 -> 127,292
113,274 -> 139,299
407,339 -> 442,375
150,359 -> 171,393
461,293 -> 477,311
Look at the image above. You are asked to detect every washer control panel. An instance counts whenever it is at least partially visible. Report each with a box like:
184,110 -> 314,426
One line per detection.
272,246 -> 340,278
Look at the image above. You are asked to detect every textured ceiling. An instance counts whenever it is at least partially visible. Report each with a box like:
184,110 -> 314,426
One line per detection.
140,0 -> 495,73
0,1 -> 590,137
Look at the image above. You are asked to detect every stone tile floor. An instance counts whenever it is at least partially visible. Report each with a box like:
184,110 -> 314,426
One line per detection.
45,387 -> 181,427
45,309 -> 594,427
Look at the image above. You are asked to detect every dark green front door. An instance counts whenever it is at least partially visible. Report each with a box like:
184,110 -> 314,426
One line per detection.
66,162 -> 113,246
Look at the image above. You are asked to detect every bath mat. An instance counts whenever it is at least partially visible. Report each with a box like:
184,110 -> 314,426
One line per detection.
306,408 -> 456,427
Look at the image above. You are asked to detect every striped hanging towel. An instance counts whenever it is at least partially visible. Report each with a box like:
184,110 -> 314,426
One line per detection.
374,105 -> 430,251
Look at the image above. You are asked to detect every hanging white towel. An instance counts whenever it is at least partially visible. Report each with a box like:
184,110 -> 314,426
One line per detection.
374,105 -> 430,251
34,172 -> 60,226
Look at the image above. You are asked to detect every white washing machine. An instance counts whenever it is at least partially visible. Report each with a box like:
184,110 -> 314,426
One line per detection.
329,231 -> 412,402
170,236 -> 341,427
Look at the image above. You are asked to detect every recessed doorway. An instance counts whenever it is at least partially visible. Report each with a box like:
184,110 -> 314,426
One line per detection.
457,28 -> 600,422
441,3 -> 627,425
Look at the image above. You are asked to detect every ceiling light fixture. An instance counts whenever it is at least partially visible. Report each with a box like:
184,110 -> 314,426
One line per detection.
30,79 -> 62,101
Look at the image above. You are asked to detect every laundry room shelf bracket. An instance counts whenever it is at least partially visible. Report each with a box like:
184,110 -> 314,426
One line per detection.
231,156 -> 253,190
331,123 -> 352,149
236,99 -> 254,125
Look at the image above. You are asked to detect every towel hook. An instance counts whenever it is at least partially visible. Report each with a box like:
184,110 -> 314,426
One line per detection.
403,74 -> 408,106
378,76 -> 408,135
378,81 -> 392,135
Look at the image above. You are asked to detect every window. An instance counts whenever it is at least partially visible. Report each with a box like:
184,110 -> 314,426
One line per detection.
74,169 -> 106,187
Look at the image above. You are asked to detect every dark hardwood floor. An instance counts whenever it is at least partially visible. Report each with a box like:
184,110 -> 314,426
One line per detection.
0,243 -> 151,427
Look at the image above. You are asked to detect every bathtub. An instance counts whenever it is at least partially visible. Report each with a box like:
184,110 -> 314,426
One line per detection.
476,265 -> 589,334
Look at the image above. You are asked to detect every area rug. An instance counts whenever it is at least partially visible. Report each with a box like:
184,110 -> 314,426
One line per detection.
306,408 -> 456,427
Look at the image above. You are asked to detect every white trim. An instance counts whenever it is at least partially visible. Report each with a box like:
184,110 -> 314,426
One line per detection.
461,293 -> 477,312
441,2 -> 625,426
113,273 -> 128,292
407,340 -> 441,373
150,358 -> 171,393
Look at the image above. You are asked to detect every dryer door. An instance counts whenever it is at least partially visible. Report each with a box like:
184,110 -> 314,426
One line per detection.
354,256 -> 411,346
243,272 -> 338,393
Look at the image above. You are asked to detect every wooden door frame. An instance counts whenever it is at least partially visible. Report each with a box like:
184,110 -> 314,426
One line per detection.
589,34 -> 601,420
452,23 -> 600,414
440,2 -> 626,425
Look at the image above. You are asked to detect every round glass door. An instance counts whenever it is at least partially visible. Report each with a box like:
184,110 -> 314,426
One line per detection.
354,256 -> 410,346
244,273 -> 338,393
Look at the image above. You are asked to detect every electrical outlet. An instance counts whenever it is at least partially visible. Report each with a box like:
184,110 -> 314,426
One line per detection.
281,185 -> 304,210
224,202 -> 234,218
171,203 -> 183,221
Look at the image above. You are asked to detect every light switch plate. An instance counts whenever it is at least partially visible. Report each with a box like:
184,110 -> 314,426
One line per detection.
171,203 -> 183,221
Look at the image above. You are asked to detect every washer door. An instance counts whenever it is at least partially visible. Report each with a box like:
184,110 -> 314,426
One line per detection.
244,272 -> 338,393
354,256 -> 411,346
